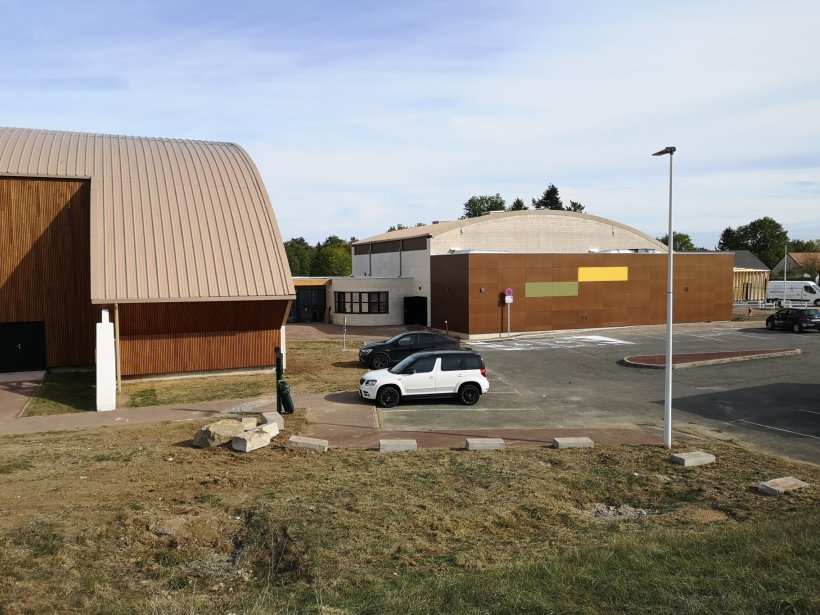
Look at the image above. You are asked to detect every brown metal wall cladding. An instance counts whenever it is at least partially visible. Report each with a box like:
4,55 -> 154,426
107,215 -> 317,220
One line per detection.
434,252 -> 733,335
401,236 -> 428,251
0,177 -> 97,367
118,300 -> 287,376
371,240 -> 401,254
430,254 -> 470,333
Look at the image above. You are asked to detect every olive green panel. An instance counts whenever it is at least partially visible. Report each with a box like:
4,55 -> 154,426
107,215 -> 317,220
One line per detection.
525,281 -> 579,297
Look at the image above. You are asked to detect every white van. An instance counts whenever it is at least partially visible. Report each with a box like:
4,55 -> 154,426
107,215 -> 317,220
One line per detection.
766,280 -> 820,306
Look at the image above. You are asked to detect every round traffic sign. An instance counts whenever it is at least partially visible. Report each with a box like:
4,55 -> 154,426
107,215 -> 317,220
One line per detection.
505,288 -> 513,297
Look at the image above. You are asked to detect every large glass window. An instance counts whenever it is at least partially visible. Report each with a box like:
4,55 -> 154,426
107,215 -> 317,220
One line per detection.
335,291 -> 388,314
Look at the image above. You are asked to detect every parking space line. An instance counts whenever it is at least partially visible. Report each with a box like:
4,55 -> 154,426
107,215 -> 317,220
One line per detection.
736,419 -> 820,440
797,409 -> 820,416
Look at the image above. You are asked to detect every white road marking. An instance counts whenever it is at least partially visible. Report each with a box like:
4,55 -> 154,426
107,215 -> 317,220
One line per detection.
473,335 -> 632,351
797,409 -> 820,416
736,419 -> 820,440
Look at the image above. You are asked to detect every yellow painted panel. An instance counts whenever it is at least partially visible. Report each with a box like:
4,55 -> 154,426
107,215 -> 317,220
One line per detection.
578,267 -> 629,282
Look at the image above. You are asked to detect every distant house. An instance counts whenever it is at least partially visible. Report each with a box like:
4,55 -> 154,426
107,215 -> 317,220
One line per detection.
731,250 -> 770,301
0,127 -> 295,377
771,252 -> 820,283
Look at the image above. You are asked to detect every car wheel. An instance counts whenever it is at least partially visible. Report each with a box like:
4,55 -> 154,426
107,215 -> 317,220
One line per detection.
458,383 -> 481,406
370,353 -> 389,370
815,299 -> 820,306
792,323 -> 803,333
766,319 -> 774,330
376,386 -> 400,408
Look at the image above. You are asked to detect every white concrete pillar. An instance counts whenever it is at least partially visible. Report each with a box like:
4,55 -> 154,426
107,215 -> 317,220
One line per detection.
96,309 -> 116,411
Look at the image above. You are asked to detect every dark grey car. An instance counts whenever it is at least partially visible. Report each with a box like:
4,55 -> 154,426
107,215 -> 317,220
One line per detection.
765,307 -> 820,332
358,331 -> 460,369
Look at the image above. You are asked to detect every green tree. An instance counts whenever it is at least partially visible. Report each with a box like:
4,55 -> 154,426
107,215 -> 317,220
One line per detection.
717,217 -> 789,268
532,184 -> 585,212
387,223 -> 425,232
309,236 -> 352,276
656,233 -> 700,252
789,238 -> 820,252
284,237 -> 314,276
461,194 -> 506,219
508,198 -> 528,211
532,184 -> 563,210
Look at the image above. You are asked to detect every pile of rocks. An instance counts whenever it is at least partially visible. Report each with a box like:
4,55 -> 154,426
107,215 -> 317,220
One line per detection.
193,412 -> 284,453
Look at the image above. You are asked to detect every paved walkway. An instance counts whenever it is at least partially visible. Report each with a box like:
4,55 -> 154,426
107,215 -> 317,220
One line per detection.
298,391 -> 662,449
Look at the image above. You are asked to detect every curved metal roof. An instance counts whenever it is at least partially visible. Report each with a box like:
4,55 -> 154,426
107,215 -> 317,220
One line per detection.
0,127 -> 294,303
355,210 -> 668,254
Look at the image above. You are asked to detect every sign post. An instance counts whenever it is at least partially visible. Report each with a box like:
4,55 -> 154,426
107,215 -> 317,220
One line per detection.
504,288 -> 514,337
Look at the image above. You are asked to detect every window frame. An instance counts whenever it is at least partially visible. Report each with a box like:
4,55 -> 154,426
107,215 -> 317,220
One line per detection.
334,291 -> 389,314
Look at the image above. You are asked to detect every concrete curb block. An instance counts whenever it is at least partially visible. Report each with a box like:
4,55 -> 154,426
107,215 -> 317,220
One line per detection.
465,437 -> 506,451
671,450 -> 716,467
289,435 -> 329,452
758,476 -> 809,496
232,431 -> 271,452
379,439 -> 418,453
553,437 -> 594,449
622,348 -> 800,370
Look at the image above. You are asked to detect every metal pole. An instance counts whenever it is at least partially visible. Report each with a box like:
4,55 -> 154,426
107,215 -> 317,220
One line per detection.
663,151 -> 674,449
507,302 -> 511,337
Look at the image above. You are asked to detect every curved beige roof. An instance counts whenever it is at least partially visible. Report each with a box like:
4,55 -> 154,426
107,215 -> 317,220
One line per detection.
355,210 -> 668,254
0,127 -> 294,303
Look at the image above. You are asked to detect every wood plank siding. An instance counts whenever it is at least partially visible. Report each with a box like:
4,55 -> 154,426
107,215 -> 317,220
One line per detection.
0,177 -> 95,367
117,300 -> 288,376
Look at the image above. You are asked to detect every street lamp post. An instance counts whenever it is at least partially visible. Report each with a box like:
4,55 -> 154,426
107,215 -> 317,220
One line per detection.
653,146 -> 676,449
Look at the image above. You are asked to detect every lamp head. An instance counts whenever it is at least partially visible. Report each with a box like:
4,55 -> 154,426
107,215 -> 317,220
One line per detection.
652,146 -> 676,156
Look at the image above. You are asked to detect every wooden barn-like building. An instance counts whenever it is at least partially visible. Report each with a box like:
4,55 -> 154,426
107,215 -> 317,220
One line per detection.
0,127 -> 295,377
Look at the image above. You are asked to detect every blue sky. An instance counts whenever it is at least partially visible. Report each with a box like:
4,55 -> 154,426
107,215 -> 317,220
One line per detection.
2,0 -> 819,248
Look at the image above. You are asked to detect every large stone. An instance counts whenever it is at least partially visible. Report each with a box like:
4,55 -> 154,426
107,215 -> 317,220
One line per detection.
232,431 -> 272,452
259,423 -> 280,437
758,476 -> 809,496
261,411 -> 285,430
465,437 -> 506,451
289,435 -> 329,452
193,419 -> 245,448
671,451 -> 716,467
553,437 -> 595,449
241,417 -> 258,430
379,439 -> 417,453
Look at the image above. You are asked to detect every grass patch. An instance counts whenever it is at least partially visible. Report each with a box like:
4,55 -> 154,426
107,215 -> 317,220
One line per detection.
0,458 -> 32,474
119,340 -> 362,408
22,341 -> 364,413
344,515 -> 819,614
2,433 -> 815,614
23,371 -> 95,416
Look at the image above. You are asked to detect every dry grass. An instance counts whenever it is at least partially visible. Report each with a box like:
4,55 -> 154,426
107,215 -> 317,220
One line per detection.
118,340 -> 362,408
0,416 -> 817,614
24,341 -> 364,415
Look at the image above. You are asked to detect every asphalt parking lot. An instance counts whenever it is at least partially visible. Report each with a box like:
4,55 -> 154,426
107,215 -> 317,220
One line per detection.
378,321 -> 820,464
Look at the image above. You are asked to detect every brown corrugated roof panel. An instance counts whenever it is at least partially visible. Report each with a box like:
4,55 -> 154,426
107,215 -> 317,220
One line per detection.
0,127 -> 295,303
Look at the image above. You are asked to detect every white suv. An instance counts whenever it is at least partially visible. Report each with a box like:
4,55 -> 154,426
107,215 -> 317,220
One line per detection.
359,349 -> 490,408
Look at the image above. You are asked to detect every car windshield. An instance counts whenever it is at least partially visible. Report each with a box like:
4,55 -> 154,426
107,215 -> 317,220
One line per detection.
390,355 -> 416,374
805,308 -> 820,316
